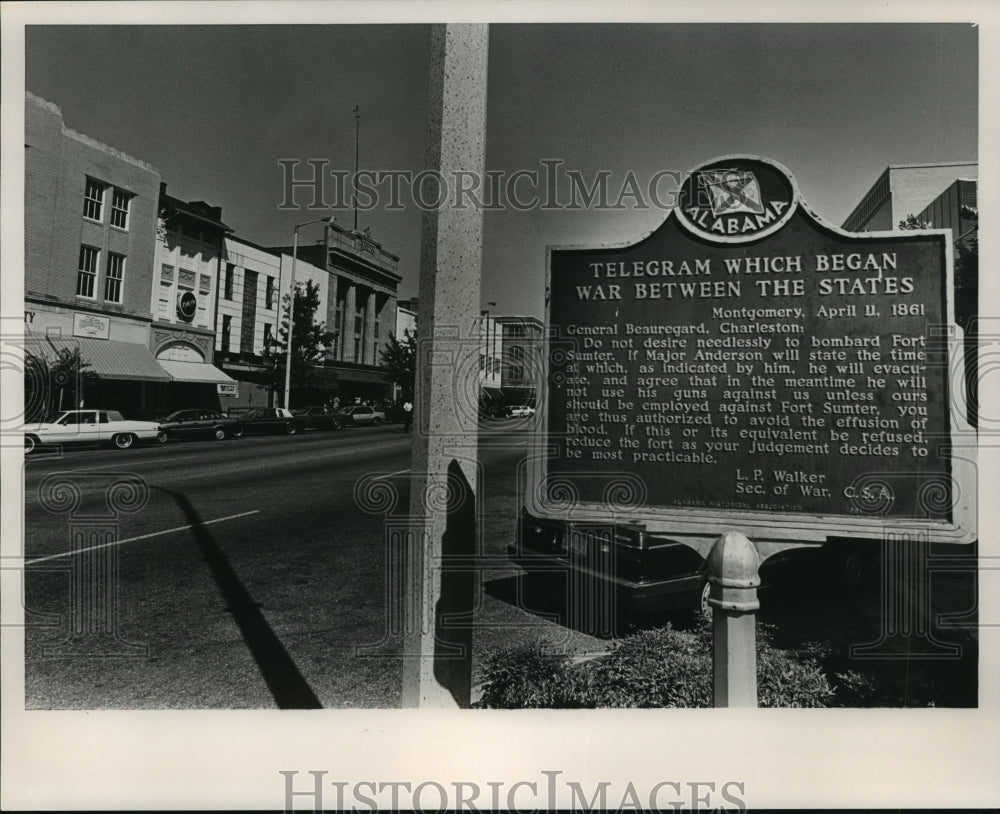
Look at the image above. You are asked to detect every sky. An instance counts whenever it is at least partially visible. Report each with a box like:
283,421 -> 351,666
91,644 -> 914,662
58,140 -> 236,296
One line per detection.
23,22 -> 978,319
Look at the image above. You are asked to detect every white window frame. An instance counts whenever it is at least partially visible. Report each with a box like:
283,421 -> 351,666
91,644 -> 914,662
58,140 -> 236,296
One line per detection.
77,245 -> 99,299
83,178 -> 106,222
110,188 -> 131,230
104,252 -> 125,303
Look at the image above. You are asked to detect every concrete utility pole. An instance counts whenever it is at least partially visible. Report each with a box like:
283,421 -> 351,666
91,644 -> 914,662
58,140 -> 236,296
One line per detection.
401,24 -> 489,708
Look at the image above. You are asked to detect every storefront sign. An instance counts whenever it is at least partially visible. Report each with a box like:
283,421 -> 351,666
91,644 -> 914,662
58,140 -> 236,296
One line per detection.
177,290 -> 198,321
217,382 -> 239,397
536,156 -> 975,544
73,312 -> 110,339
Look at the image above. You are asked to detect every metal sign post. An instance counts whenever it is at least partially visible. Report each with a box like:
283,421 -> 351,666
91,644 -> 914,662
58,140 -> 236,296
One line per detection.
706,532 -> 761,707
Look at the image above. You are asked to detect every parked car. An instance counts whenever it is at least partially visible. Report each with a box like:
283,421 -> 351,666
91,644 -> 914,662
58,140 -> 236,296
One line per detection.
382,401 -> 409,423
509,509 -> 877,619
505,405 -> 536,418
332,405 -> 386,426
24,409 -> 164,453
291,406 -> 344,431
239,407 -> 299,435
158,408 -> 244,442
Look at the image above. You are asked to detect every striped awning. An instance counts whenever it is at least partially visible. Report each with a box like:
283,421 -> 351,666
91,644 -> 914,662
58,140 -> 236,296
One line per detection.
43,336 -> 172,382
156,359 -> 235,385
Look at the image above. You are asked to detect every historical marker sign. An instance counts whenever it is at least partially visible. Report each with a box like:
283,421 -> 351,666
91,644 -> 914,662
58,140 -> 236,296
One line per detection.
532,156 -> 975,544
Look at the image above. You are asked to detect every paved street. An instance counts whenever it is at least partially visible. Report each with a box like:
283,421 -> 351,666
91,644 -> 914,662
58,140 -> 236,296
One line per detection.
20,421 -> 978,709
21,421 -> 608,708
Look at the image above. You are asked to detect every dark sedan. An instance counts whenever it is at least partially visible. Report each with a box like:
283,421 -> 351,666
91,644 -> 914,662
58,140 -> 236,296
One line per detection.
240,407 -> 299,435
292,407 -> 344,431
158,409 -> 243,442
509,509 -> 879,619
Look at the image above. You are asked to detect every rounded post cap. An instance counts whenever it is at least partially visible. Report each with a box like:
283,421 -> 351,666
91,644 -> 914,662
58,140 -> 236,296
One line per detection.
707,531 -> 761,588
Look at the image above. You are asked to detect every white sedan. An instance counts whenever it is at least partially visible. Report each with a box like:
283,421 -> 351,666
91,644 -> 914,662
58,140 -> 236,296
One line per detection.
506,405 -> 536,418
332,405 -> 386,426
24,409 -> 164,453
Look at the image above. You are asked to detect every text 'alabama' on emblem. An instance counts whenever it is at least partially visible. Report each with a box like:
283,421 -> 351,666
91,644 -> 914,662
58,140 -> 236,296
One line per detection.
676,155 -> 798,243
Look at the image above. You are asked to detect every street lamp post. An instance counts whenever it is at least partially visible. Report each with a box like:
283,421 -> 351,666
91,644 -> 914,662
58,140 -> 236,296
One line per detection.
284,215 -> 335,410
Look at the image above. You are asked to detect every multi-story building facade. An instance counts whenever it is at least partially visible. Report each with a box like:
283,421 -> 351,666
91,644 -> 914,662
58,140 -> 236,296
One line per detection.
480,311 -> 502,392
24,91 -> 170,419
150,184 -> 236,412
496,316 -> 544,405
915,178 -> 978,248
841,162 -> 978,316
216,235 -> 333,409
24,90 -> 410,417
395,299 -> 417,342
389,299 -> 418,402
842,162 -> 978,427
841,162 -> 977,233
215,235 -> 282,408
271,221 -> 402,403
393,298 -> 507,406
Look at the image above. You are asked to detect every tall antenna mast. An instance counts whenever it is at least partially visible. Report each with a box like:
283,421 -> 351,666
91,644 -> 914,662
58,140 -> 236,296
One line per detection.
353,104 -> 361,232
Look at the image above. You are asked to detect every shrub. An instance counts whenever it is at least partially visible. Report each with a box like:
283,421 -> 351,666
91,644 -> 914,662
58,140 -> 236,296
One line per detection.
581,625 -> 712,707
477,642 -> 579,709
799,637 -> 977,708
755,624 -> 834,708
477,616 -> 837,709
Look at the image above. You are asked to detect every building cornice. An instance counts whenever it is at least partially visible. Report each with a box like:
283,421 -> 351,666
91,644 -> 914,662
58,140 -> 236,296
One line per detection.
24,294 -> 155,323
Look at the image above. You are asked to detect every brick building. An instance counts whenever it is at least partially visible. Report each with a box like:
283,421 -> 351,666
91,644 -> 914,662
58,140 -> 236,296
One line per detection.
24,91 -> 169,419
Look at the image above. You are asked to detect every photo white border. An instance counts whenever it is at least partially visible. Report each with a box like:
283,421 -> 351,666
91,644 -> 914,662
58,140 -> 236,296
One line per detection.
2,1 -> 998,810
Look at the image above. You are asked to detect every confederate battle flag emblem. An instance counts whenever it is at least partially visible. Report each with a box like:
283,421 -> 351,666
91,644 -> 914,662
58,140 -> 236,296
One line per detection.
698,169 -> 766,217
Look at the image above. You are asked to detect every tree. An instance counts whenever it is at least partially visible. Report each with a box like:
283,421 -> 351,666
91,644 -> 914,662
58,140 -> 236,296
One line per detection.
24,345 -> 96,421
898,213 -> 932,230
380,328 -> 417,401
264,279 -> 336,402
